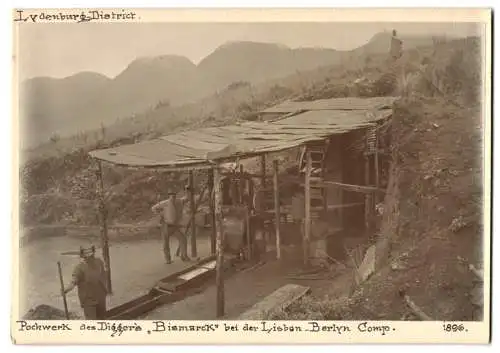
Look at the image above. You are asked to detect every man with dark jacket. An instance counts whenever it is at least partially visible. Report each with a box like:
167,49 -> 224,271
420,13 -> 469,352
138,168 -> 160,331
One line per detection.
63,246 -> 108,319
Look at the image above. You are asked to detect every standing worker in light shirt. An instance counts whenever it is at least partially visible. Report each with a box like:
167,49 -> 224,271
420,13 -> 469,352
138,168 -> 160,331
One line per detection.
152,189 -> 190,263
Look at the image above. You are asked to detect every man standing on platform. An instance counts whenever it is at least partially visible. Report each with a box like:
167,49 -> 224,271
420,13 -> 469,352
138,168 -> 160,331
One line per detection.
152,189 -> 190,263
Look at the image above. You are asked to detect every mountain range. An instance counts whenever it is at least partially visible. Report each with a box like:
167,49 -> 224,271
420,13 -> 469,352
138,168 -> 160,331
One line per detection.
19,31 -> 439,148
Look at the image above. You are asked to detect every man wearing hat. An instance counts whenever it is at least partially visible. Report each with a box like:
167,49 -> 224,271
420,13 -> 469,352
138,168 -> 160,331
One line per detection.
152,188 -> 190,263
63,245 -> 108,320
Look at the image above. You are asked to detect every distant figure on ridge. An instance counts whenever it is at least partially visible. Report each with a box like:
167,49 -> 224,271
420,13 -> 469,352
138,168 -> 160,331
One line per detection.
390,29 -> 403,61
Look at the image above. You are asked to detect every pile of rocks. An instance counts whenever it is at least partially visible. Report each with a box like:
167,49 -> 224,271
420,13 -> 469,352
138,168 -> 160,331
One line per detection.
22,304 -> 80,320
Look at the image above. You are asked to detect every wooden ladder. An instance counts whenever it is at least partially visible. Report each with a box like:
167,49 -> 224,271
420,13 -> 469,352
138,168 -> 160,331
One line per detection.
299,142 -> 329,217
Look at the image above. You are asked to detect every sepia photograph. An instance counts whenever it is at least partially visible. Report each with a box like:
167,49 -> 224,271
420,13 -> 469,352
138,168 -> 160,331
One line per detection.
11,8 -> 491,344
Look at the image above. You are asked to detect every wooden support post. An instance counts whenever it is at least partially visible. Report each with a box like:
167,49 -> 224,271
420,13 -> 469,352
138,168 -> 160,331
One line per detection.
322,140 -> 329,214
213,166 -> 225,318
248,177 -> 254,212
303,151 -> 312,267
245,204 -> 252,260
273,160 -> 281,260
260,154 -> 268,248
374,128 -> 380,204
260,155 -> 266,189
239,164 -> 245,204
364,149 -> 371,230
240,164 -> 252,260
188,171 -> 197,258
96,161 -> 112,294
208,169 -> 216,255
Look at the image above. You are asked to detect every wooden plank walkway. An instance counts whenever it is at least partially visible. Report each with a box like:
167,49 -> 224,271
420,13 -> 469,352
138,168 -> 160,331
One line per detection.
237,284 -> 311,320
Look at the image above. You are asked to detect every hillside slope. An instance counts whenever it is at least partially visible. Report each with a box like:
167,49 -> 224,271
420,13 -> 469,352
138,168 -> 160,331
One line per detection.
19,56 -> 209,148
20,32 -> 436,147
20,72 -> 111,148
269,36 -> 485,321
347,96 -> 483,320
197,41 -> 342,88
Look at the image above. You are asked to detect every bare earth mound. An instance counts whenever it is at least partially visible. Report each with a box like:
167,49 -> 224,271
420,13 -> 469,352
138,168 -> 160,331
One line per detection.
277,96 -> 484,321
347,96 -> 483,320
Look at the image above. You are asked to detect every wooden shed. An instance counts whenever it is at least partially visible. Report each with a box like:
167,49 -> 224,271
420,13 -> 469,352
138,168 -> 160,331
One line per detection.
88,96 -> 398,318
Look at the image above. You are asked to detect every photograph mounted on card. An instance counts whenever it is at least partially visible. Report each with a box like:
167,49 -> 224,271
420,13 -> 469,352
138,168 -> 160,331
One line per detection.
11,7 -> 491,345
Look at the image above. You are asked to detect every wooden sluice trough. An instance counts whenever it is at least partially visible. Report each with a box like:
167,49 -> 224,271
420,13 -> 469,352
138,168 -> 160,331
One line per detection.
105,254 -> 238,320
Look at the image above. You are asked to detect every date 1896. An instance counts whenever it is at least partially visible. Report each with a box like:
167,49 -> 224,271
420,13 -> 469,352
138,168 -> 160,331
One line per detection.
442,323 -> 468,333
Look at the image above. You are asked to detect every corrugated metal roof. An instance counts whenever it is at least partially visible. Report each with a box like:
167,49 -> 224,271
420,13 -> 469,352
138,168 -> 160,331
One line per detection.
89,97 -> 396,169
260,96 -> 398,114
90,124 -> 336,169
273,109 -> 392,126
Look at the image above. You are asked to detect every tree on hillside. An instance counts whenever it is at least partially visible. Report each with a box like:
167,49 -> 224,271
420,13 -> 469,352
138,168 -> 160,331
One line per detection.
267,84 -> 293,101
226,81 -> 251,91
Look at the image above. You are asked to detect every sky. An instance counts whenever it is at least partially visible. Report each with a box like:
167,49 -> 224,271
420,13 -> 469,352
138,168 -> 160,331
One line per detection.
16,22 -> 481,81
